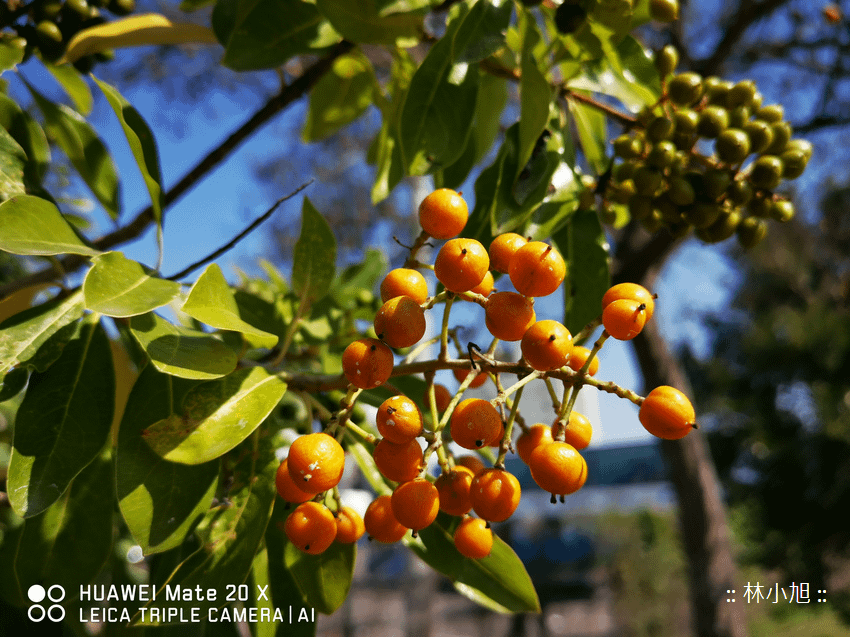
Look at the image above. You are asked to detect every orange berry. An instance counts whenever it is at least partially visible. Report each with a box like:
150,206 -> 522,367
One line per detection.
376,395 -> 423,444
551,411 -> 593,450
456,454 -> 486,475
275,458 -> 313,505
639,385 -> 696,440
509,241 -> 567,297
381,268 -> 429,305
373,438 -> 423,483
429,383 -> 453,413
567,345 -> 599,376
434,238 -> 489,293
364,495 -> 408,543
451,398 -> 503,450
469,270 -> 494,297
284,502 -> 337,555
374,296 -> 427,349
470,468 -> 521,522
391,478 -> 440,531
521,319 -> 573,371
484,291 -> 536,341
342,338 -> 394,389
602,298 -> 647,341
454,517 -> 493,559
528,441 -> 587,497
489,232 -> 528,274
287,432 -> 345,494
602,282 -> 655,321
453,365 -> 488,389
335,506 -> 366,544
515,424 -> 554,464
435,466 -> 475,516
418,188 -> 469,240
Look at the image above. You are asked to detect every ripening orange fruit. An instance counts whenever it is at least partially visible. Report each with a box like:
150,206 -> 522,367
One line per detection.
528,441 -> 587,497
521,319 -> 573,371
434,238 -> 489,293
451,398 -> 503,450
489,232 -> 528,274
435,466 -> 475,516
381,268 -> 429,305
453,365 -> 488,389
287,433 -> 345,494
374,296 -> 427,349
515,423 -> 554,464
551,411 -> 593,450
285,502 -> 337,554
567,345 -> 600,375
418,188 -> 469,240
335,506 -> 366,544
364,495 -> 408,543
391,478 -> 440,532
454,517 -> 493,559
373,438 -> 423,483
376,395 -> 423,444
602,282 -> 655,321
470,468 -> 521,522
602,298 -> 647,341
429,383 -> 453,413
456,454 -> 486,475
342,338 -> 394,389
469,270 -> 494,297
275,458 -> 313,506
639,385 -> 696,440
484,291 -> 536,341
509,241 -> 567,297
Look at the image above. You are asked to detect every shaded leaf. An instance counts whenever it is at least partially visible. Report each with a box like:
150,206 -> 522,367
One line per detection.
292,198 -> 336,302
0,36 -> 25,74
303,51 -> 376,142
0,195 -> 99,256
0,367 -> 28,403
116,363 -> 219,554
83,251 -> 181,317
181,0 -> 216,11
330,248 -> 387,309
317,0 -> 423,45
284,537 -> 355,615
140,366 -> 286,465
0,126 -> 26,201
567,93 -> 607,174
7,319 -> 115,517
517,12 -> 552,182
0,93 -> 50,184
46,62 -> 93,115
129,312 -> 238,379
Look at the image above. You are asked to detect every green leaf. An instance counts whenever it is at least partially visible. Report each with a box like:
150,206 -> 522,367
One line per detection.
0,195 -> 100,256
303,51 -> 376,142
0,291 -> 84,375
316,0 -> 423,46
375,0 -> 432,15
0,126 -> 27,201
182,263 -> 279,349
330,248 -> 387,309
568,93 -> 607,174
7,319 -> 115,517
553,208 -> 610,335
292,198 -> 336,302
140,366 -> 286,464
451,0 -> 513,64
471,72 -> 508,165
116,364 -> 219,554
24,79 -> 120,219
45,63 -> 93,115
0,367 -> 28,403
517,12 -> 552,183
13,451 -> 113,596
284,537 -> 355,615
408,513 -> 540,613
0,93 -> 50,184
93,76 -> 165,229
129,312 -> 238,379
0,36 -> 25,74
83,251 -> 181,317
213,0 -> 341,71
134,432 -> 277,624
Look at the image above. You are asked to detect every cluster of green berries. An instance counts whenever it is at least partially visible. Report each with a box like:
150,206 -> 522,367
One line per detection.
0,0 -> 134,71
601,46 -> 812,248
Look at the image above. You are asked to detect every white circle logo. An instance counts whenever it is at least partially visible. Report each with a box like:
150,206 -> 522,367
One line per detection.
27,584 -> 46,604
27,584 -> 66,622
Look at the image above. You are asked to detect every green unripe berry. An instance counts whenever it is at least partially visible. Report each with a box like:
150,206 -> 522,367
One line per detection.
655,45 -> 679,78
770,200 -> 795,222
728,105 -> 751,129
65,0 -> 90,17
36,0 -> 64,20
609,180 -> 637,204
750,92 -> 764,111
654,195 -> 681,223
754,104 -> 784,123
650,0 -> 679,22
702,210 -> 741,243
727,80 -> 758,109
737,217 -> 768,248
633,166 -> 663,196
747,195 -> 772,218
554,2 -> 587,34
750,155 -> 784,190
641,209 -> 664,233
704,77 -> 733,106
727,180 -> 754,206
668,72 -> 704,106
647,140 -> 677,169
715,128 -> 751,164
667,176 -> 696,206
785,139 -> 813,161
697,105 -> 729,139
743,120 -> 773,154
683,202 -> 722,229
647,116 -> 676,143
780,149 -> 808,179
614,160 -> 639,182
703,169 -> 733,201
762,121 -> 792,155
108,0 -> 136,14
613,134 -> 644,159
629,196 -> 654,221
35,19 -> 63,43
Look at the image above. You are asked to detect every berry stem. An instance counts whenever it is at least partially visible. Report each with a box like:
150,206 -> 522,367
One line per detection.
270,286 -> 310,368
571,315 -> 602,345
403,230 -> 432,268
495,370 -> 541,404
496,386 -> 523,469
439,296 -> 455,361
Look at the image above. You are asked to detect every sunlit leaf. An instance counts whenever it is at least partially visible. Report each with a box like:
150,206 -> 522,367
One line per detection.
0,126 -> 26,201
517,11 -> 552,183
303,51 -> 376,142
0,195 -> 99,256
0,36 -> 25,74
0,93 -> 50,184
46,63 -> 93,115
284,537 -> 355,615
83,251 -> 181,317
568,93 -> 607,174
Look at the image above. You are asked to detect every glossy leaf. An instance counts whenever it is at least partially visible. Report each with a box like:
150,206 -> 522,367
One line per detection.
46,63 -> 94,115
0,290 -> 84,375
24,80 -> 120,219
292,198 -> 336,302
14,451 -> 113,596
140,366 -> 286,464
0,126 -> 26,201
93,76 -> 165,228
554,208 -> 610,335
0,37 -> 25,74
213,0 -> 341,71
303,51 -> 376,142
568,92 -> 607,174
517,12 -> 552,183
7,319 -> 115,517
116,364 -> 219,554
129,312 -> 238,379
0,195 -> 100,256
284,537 -> 356,615
182,263 -> 279,349
0,93 -> 50,184
316,0 -> 423,46
83,251 -> 181,317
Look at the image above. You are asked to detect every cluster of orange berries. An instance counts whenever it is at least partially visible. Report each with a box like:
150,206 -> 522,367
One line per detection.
275,188 -> 698,560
